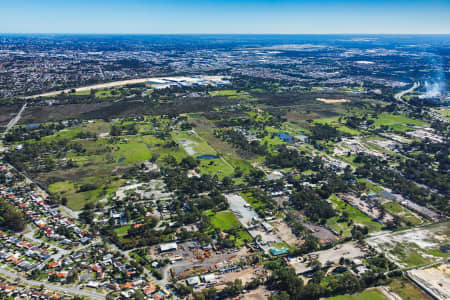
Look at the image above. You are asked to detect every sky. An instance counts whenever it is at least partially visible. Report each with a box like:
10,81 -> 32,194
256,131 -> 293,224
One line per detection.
1,0 -> 450,34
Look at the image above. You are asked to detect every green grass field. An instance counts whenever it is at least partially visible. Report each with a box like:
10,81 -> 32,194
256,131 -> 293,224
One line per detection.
325,289 -> 387,300
94,89 -> 122,98
40,127 -> 83,142
388,279 -> 433,300
73,90 -> 91,95
209,211 -> 241,231
370,113 -> 426,131
438,109 -> 450,119
173,130 -> 235,179
172,131 -> 216,156
49,176 -> 125,210
209,89 -> 254,100
207,210 -> 253,246
38,123 -> 187,210
114,225 -> 131,236
382,202 -> 422,225
232,230 -> 253,247
314,117 -> 361,136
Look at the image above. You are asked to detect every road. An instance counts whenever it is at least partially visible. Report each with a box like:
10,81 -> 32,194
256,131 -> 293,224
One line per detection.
106,240 -> 175,298
0,266 -> 105,299
23,227 -> 71,261
23,78 -> 154,99
1,103 -> 27,139
394,82 -> 419,102
2,161 -> 48,197
394,81 -> 448,124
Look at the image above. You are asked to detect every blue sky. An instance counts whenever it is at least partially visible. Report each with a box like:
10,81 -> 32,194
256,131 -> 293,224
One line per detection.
1,0 -> 450,34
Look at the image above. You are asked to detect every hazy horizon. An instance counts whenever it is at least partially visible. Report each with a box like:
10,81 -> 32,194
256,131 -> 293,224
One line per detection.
1,0 -> 450,35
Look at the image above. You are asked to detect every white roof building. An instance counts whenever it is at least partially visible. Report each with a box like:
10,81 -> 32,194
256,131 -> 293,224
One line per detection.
159,242 -> 177,252
262,222 -> 273,232
186,276 -> 200,286
201,274 -> 217,283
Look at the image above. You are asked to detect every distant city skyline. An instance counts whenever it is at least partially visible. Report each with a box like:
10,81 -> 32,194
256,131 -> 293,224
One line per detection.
1,0 -> 450,34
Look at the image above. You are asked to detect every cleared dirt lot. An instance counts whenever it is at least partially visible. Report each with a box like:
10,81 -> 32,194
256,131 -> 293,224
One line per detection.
292,211 -> 339,244
291,241 -> 366,274
216,265 -> 267,288
271,219 -> 304,247
316,98 -> 350,103
407,264 -> 450,300
241,286 -> 272,300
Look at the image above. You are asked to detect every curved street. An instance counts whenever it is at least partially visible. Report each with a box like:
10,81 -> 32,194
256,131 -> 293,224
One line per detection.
0,266 -> 105,299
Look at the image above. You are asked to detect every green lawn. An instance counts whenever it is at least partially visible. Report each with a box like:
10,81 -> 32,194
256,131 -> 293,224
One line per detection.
114,225 -> 131,236
325,289 -> 387,300
207,210 -> 253,246
209,211 -> 242,231
261,135 -> 286,148
48,180 -> 76,194
232,230 -> 253,247
272,241 -> 292,250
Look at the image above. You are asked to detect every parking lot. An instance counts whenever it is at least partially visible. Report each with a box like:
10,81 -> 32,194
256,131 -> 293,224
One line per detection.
225,193 -> 259,228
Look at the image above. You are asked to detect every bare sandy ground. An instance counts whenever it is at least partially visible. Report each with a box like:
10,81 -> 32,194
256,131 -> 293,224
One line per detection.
316,98 -> 350,103
271,219 -> 304,247
25,78 -> 154,99
25,75 -> 227,99
408,264 -> 450,300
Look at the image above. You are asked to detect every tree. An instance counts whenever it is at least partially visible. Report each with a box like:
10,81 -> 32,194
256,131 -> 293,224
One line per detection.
267,267 -> 303,297
174,283 -> 192,297
0,198 -> 26,231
